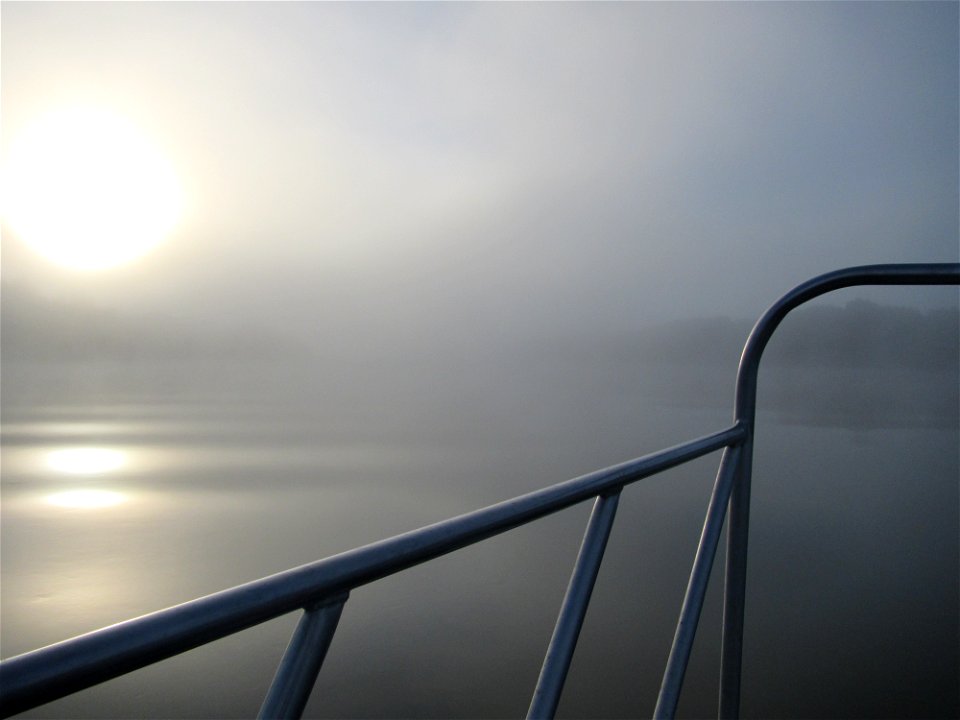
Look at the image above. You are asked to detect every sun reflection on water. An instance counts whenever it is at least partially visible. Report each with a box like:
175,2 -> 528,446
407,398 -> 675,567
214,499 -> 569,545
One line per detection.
45,447 -> 126,475
41,446 -> 130,510
45,489 -> 128,509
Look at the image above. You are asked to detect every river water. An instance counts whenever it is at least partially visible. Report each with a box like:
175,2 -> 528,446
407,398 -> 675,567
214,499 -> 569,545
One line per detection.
1,365 -> 957,718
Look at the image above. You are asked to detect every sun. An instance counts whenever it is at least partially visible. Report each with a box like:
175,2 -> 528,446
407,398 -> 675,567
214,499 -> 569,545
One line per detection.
2,107 -> 183,271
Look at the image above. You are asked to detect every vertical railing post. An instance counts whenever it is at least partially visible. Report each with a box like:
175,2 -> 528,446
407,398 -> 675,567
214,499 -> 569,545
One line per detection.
654,444 -> 741,720
718,430 -> 752,720
527,490 -> 621,720
721,301 -> 763,720
258,593 -> 349,720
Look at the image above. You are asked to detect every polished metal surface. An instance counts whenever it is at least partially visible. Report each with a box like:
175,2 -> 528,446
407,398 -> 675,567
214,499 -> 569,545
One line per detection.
527,490 -> 621,719
258,594 -> 349,720
654,444 -> 741,720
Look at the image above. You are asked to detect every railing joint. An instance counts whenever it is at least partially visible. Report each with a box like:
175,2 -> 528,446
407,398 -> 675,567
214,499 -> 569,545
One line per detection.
304,591 -> 350,614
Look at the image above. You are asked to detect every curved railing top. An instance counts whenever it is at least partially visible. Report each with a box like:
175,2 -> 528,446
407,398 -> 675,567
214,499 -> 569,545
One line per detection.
733,263 -> 960,422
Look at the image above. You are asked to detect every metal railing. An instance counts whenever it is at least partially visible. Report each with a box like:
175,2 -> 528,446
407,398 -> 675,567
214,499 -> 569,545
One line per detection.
1,263 -> 957,719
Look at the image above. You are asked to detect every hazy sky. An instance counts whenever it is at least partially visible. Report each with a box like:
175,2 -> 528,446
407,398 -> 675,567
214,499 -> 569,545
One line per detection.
2,2 -> 958,343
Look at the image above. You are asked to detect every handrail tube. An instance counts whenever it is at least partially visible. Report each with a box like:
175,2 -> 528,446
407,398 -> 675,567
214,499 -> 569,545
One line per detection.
527,490 -> 622,719
719,263 -> 960,719
257,594 -> 349,720
734,264 -> 960,424
0,424 -> 745,718
653,445 -> 741,720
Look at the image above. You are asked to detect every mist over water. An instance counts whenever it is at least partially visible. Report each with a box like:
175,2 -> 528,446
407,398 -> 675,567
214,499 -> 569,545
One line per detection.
2,2 -> 959,718
2,291 -> 957,718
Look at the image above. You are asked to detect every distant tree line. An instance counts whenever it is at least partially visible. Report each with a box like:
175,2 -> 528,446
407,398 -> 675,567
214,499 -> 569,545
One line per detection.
624,300 -> 958,374
6,278 -> 956,374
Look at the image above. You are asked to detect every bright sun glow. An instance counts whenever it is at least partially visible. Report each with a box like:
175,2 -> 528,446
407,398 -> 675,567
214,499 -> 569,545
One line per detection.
46,447 -> 127,475
46,489 -> 127,509
2,107 -> 183,271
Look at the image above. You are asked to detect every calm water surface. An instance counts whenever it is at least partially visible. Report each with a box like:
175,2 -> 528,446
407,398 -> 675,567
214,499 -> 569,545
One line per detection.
2,388 -> 957,718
